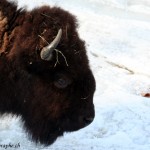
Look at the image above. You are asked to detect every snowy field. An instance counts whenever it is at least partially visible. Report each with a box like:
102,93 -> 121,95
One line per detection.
0,0 -> 150,149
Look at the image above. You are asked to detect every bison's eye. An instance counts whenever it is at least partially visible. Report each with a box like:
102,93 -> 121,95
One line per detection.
54,73 -> 72,89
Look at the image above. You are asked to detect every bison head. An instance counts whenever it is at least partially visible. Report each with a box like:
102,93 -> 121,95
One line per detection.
0,0 -> 96,145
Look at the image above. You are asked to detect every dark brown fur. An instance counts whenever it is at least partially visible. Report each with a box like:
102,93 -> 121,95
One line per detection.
0,0 -> 96,145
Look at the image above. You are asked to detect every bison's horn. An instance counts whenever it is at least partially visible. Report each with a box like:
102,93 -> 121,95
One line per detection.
40,29 -> 62,61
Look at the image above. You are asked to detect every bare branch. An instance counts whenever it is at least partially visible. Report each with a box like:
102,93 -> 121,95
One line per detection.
38,35 -> 49,45
54,49 -> 69,67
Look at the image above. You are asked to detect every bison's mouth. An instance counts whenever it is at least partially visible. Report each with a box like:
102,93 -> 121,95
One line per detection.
60,114 -> 94,132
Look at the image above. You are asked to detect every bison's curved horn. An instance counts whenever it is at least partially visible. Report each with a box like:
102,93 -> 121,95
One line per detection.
40,29 -> 62,61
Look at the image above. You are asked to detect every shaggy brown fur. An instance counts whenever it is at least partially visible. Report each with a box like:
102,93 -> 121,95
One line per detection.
0,0 -> 96,145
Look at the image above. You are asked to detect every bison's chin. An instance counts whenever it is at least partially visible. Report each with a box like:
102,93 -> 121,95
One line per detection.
40,115 -> 94,145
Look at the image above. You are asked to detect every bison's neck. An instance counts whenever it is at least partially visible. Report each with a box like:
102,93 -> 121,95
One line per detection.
0,59 -> 22,115
0,10 -> 16,114
0,2 -> 25,115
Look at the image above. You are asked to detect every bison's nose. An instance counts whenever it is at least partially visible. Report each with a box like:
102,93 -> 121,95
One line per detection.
83,116 -> 94,126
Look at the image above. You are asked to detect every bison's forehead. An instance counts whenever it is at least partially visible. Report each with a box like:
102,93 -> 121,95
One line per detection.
7,6 -> 89,73
22,6 -> 78,44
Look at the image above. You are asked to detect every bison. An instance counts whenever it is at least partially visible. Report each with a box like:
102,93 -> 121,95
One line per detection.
0,0 -> 96,146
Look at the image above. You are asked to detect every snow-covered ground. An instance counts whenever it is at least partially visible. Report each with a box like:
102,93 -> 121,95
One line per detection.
0,0 -> 150,149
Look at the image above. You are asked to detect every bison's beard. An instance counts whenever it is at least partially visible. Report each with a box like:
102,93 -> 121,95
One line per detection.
23,117 -> 64,146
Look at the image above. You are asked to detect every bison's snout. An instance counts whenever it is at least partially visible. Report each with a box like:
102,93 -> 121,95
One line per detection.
73,104 -> 95,130
69,115 -> 94,132
83,117 -> 94,125
79,110 -> 95,128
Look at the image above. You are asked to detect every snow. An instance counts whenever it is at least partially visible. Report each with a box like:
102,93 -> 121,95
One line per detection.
1,0 -> 150,149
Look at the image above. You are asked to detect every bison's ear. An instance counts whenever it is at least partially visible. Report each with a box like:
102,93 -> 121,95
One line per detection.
40,29 -> 62,61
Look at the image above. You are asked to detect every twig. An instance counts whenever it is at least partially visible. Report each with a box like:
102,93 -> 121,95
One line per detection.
40,13 -> 55,21
38,35 -> 49,45
54,49 -> 69,67
54,50 -> 60,67
106,61 -> 134,74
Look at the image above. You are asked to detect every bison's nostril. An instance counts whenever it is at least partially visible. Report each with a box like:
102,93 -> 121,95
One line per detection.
83,117 -> 94,125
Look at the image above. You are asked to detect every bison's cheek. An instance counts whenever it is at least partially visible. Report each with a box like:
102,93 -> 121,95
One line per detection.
34,83 -> 70,116
46,101 -> 70,119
